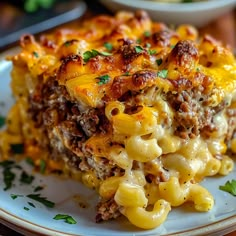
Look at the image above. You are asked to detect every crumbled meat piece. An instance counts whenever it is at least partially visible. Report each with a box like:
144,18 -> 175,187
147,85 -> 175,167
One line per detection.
166,87 -> 226,139
96,198 -> 121,222
79,156 -> 125,180
28,76 -> 124,181
79,110 -> 99,137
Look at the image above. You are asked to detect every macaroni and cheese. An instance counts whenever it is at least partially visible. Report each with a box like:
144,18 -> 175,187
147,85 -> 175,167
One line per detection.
0,10 -> 236,229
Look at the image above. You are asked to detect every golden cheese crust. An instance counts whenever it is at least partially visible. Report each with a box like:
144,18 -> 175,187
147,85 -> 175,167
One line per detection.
1,10 -> 236,229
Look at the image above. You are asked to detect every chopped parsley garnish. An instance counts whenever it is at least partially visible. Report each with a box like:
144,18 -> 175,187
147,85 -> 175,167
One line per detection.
20,171 -> 35,184
3,168 -> 15,191
83,49 -> 112,63
99,51 -> 112,56
122,72 -> 130,76
11,194 -> 23,200
144,31 -> 151,37
170,45 -> 175,49
64,41 -> 71,47
10,143 -> 24,154
0,115 -> 5,128
136,38 -> 142,44
196,67 -> 200,72
40,160 -> 46,174
97,75 -> 110,85
148,49 -> 157,55
24,207 -> 30,211
0,160 -> 21,191
157,69 -> 168,78
104,42 -> 113,51
33,51 -> 39,58
28,202 -> 36,208
0,160 -> 15,168
156,58 -> 163,66
135,46 -> 144,53
25,157 -> 34,166
24,0 -> 55,13
34,186 -> 44,192
83,50 -> 99,62
219,179 -> 236,196
27,194 -> 55,208
146,43 -> 151,48
53,214 -> 77,224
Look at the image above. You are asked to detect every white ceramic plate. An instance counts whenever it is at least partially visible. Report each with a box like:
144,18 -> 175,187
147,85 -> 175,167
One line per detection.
0,60 -> 236,236
100,0 -> 236,26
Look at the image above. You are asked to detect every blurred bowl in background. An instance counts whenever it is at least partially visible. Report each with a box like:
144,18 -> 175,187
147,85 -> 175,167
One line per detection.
100,0 -> 236,26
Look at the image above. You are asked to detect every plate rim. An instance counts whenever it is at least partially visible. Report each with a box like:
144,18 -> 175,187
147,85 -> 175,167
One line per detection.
100,0 -> 236,12
0,205 -> 236,236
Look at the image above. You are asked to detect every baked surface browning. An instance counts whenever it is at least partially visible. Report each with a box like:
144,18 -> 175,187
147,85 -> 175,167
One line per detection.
1,11 -> 236,229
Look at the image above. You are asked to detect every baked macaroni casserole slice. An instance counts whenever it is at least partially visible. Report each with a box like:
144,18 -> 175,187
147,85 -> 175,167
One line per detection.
1,10 -> 236,229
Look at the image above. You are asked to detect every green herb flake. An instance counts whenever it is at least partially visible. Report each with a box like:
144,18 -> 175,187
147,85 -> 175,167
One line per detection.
10,143 -> 24,154
156,58 -> 163,66
219,180 -> 236,196
13,165 -> 22,170
148,49 -> 157,55
40,160 -> 46,174
170,45 -> 175,49
136,38 -> 142,44
20,171 -> 35,184
0,115 -> 5,128
28,202 -> 36,208
3,168 -> 15,191
146,43 -> 151,48
53,214 -> 77,224
34,186 -> 44,192
144,31 -> 151,37
64,41 -> 71,47
24,0 -> 55,12
24,207 -> 30,211
0,160 -> 17,191
83,50 -> 93,62
27,194 -> 55,208
33,51 -> 39,58
83,49 -> 111,63
135,46 -> 144,54
99,51 -> 112,56
122,72 -> 130,76
196,67 -> 200,72
0,160 -> 15,168
157,69 -> 168,79
104,42 -> 113,51
83,50 -> 97,63
26,157 -> 34,166
11,194 -> 23,200
97,75 -> 110,85
91,49 -> 99,56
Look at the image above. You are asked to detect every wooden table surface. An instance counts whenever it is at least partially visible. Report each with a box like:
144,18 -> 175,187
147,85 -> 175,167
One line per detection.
0,1 -> 236,235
